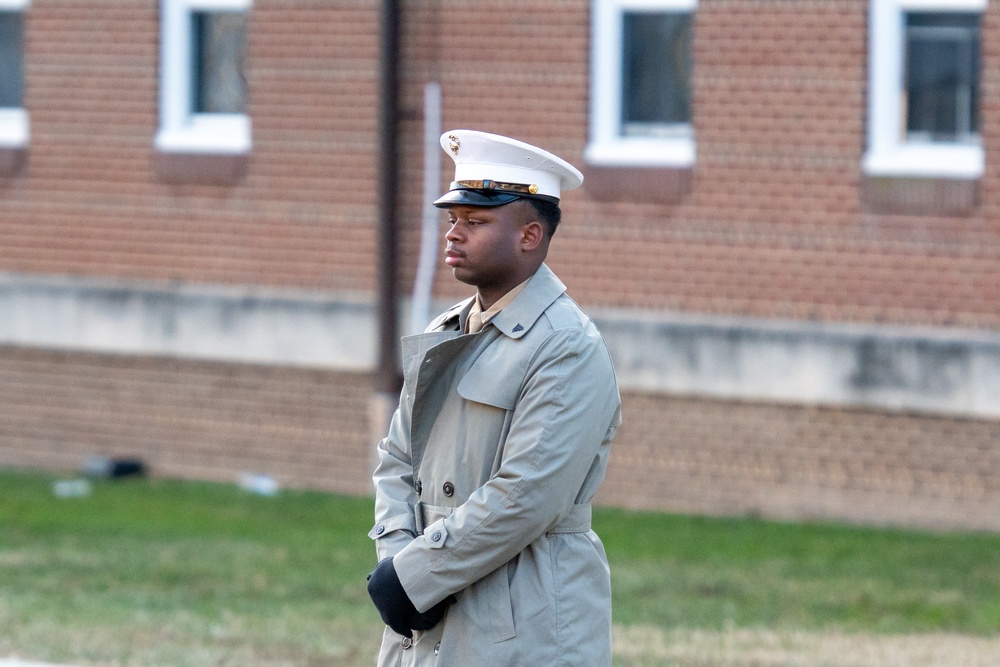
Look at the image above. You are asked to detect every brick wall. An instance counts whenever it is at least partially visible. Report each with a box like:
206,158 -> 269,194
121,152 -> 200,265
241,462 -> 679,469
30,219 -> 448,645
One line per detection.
601,392 -> 1000,532
2,0 -> 997,328
399,0 -> 1000,330
0,346 -> 374,495
5,0 -> 381,291
1,1 -> 999,531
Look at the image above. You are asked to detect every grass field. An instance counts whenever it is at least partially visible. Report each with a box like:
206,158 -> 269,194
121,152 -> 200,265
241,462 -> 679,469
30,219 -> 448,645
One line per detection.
2,468 -> 1000,666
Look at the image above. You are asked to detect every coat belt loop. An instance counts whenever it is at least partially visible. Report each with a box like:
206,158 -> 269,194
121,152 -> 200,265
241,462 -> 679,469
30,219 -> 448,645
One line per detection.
414,501 -> 425,536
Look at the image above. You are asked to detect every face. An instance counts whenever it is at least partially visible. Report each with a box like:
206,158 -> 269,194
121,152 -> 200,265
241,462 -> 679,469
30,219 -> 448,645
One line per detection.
444,203 -> 536,302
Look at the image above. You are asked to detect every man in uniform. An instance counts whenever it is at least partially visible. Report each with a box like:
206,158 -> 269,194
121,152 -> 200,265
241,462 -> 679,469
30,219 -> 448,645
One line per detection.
367,129 -> 622,665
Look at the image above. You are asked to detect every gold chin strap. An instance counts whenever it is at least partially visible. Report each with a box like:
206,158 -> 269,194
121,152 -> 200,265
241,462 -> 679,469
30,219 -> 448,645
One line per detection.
456,179 -> 539,195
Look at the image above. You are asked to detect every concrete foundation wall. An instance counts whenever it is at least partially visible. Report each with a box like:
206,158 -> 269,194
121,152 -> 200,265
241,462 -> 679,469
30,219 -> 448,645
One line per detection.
3,273 -> 998,419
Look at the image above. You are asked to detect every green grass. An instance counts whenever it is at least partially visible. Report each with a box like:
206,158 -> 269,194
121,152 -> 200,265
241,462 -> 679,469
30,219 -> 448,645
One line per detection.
2,468 -> 1000,666
598,509 -> 1000,635
1,471 -> 380,665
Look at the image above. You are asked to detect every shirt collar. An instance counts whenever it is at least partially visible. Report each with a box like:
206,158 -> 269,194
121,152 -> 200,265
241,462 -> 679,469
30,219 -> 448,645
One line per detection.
468,276 -> 532,332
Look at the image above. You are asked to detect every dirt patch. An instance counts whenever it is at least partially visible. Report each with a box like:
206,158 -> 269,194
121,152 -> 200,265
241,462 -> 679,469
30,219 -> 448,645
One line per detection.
613,626 -> 1000,667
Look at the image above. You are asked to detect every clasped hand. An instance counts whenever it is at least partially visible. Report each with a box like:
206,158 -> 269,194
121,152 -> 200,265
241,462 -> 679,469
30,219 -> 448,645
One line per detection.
366,557 -> 451,638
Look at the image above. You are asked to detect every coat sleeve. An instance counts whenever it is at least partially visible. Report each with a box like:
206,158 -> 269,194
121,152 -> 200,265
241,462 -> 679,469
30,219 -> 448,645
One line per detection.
369,389 -> 418,561
392,326 -> 621,612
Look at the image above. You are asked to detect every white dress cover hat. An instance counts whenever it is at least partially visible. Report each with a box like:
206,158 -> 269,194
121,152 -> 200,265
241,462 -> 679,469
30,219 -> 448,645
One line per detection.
433,130 -> 584,208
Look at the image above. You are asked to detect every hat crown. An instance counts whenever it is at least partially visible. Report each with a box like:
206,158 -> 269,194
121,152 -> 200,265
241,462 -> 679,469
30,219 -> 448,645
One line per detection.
438,130 -> 583,202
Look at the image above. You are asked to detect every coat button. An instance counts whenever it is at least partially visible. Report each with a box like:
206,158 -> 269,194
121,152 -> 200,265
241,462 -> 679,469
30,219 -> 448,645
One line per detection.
401,636 -> 413,649
375,524 -> 385,535
431,531 -> 442,542
434,642 -> 441,655
442,481 -> 454,497
414,480 -> 422,495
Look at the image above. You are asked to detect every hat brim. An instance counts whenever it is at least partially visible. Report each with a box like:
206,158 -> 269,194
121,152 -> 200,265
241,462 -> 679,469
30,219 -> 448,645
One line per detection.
432,189 -> 523,208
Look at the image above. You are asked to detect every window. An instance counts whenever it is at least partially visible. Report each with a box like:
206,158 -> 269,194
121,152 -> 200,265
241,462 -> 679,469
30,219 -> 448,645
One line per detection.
587,0 -> 696,168
905,13 -> 980,143
622,12 -> 692,136
0,0 -> 29,151
191,10 -> 248,115
864,0 -> 985,179
0,10 -> 24,108
156,0 -> 251,156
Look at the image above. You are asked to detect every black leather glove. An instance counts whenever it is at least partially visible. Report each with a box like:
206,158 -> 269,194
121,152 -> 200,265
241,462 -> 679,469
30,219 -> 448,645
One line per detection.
412,595 -> 451,631
367,557 -> 416,637
367,557 -> 452,637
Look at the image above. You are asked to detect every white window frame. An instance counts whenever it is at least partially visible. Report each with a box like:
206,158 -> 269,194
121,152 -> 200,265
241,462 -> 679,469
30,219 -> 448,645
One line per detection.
864,0 -> 986,179
586,0 -> 697,168
156,0 -> 251,155
0,0 -> 29,149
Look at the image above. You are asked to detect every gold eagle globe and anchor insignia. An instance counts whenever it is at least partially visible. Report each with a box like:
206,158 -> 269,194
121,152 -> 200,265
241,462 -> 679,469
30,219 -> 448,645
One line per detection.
448,134 -> 460,155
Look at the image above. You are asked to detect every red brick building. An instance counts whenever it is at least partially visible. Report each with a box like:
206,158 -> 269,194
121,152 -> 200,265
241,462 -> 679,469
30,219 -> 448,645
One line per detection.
2,0 -> 999,531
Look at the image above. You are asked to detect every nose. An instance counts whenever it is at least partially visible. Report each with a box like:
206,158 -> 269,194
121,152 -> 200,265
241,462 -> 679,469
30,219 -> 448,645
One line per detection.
445,221 -> 462,242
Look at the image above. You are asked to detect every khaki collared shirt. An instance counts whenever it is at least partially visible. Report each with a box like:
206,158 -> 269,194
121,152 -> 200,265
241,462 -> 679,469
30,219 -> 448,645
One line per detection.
465,277 -> 531,334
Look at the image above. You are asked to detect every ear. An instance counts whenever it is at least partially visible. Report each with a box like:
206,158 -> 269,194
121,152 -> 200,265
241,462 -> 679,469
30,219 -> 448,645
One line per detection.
520,220 -> 545,252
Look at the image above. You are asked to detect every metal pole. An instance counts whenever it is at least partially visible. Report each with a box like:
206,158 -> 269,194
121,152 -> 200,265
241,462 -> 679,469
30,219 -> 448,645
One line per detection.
375,0 -> 402,396
409,81 -> 442,336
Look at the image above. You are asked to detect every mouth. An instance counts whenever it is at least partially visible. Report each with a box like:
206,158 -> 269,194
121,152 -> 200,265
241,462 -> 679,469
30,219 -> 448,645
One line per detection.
444,248 -> 464,267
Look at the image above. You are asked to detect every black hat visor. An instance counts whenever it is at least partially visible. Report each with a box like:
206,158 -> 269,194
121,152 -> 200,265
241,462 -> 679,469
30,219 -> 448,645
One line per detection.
433,188 -> 522,208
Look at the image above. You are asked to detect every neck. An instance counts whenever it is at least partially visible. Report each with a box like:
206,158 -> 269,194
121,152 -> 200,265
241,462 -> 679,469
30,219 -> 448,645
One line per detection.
477,267 -> 537,311
476,289 -> 504,312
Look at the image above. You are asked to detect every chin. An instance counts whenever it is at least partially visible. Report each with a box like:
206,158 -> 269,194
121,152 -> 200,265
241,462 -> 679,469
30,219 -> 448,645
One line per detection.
451,267 -> 478,286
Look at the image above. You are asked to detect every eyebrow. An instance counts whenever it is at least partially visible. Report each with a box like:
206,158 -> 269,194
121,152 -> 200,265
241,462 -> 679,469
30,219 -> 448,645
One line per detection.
449,210 -> 492,221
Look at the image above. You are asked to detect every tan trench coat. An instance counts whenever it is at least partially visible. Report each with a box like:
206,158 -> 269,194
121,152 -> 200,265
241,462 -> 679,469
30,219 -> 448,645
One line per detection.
369,264 -> 622,666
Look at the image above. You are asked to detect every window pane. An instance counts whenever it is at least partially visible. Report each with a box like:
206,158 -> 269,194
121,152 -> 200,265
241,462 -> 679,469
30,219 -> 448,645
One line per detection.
905,12 -> 980,142
192,11 -> 247,114
621,11 -> 691,135
0,11 -> 24,108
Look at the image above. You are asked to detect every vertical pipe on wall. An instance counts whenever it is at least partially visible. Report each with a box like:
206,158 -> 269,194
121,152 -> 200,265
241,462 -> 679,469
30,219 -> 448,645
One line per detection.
370,0 -> 403,454
409,81 -> 442,336
375,0 -> 402,397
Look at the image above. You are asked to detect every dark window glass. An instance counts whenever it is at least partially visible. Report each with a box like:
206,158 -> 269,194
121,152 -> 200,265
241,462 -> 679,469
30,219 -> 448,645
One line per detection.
192,11 -> 247,114
621,11 -> 692,136
0,11 -> 24,108
905,12 -> 980,142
